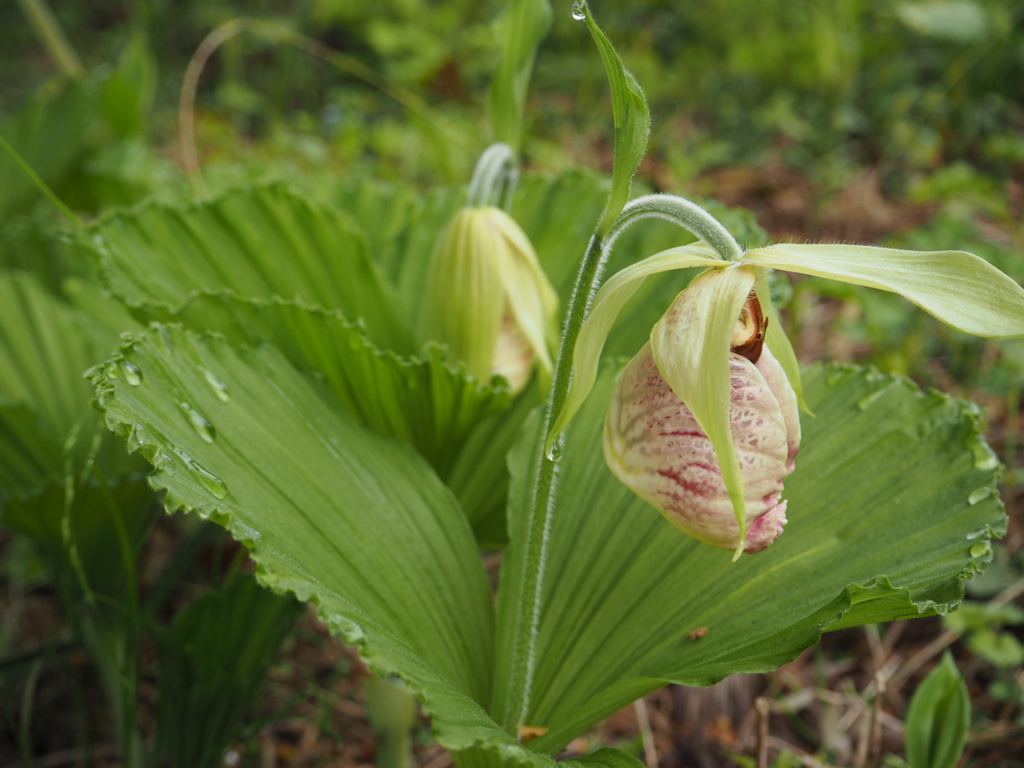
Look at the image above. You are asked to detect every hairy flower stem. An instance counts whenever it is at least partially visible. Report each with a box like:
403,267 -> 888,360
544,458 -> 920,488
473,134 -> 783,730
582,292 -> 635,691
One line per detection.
607,194 -> 743,262
500,231 -> 605,731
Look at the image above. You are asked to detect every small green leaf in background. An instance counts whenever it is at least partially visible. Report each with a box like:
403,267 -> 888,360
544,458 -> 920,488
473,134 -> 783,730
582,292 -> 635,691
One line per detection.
365,675 -> 419,768
575,1 -> 651,234
101,30 -> 158,139
0,271 -> 151,587
488,0 -> 552,152
0,80 -> 100,225
896,0 -> 992,43
943,601 -> 1024,667
155,571 -> 305,768
904,653 -> 970,768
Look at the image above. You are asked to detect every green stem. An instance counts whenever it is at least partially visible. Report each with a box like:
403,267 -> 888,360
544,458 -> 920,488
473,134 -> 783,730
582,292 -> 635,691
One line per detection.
0,134 -> 82,226
499,231 -> 605,729
15,0 -> 85,79
467,142 -> 518,210
607,194 -> 743,261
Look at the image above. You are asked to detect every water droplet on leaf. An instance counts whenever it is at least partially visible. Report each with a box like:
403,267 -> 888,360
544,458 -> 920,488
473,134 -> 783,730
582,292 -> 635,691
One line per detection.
202,368 -> 231,402
970,541 -> 991,559
123,361 -> 142,386
967,435 -> 999,471
571,0 -> 586,20
968,486 -> 996,506
190,461 -> 227,499
181,402 -> 216,443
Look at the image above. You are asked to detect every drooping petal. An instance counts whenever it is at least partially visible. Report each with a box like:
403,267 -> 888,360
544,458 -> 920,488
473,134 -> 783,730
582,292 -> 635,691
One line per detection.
649,264 -> 757,557
547,243 -> 724,448
492,207 -> 559,377
744,244 -> 1024,338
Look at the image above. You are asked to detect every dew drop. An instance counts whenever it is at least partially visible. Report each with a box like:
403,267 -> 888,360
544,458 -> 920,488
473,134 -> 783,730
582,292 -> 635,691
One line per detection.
181,402 -> 216,443
571,0 -> 586,20
190,461 -> 227,499
546,438 -> 563,462
970,541 -> 992,559
123,361 -> 142,386
967,435 -> 999,471
826,370 -> 844,387
202,368 -> 231,402
967,486 -> 996,506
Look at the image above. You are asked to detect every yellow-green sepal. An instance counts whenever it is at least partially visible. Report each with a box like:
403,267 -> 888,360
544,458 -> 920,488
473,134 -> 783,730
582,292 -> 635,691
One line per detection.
426,208 -> 506,382
492,207 -> 559,379
546,243 -> 724,452
650,264 -> 757,559
744,244 -> 1024,338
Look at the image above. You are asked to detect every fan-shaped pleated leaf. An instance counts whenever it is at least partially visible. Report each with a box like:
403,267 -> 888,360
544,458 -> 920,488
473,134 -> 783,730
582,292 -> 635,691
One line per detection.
91,325 -> 537,759
496,361 -> 1004,754
163,292 -> 510,475
91,184 -> 412,353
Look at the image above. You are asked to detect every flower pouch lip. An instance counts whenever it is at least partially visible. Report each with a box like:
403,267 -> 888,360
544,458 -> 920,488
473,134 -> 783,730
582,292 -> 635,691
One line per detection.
605,289 -> 799,554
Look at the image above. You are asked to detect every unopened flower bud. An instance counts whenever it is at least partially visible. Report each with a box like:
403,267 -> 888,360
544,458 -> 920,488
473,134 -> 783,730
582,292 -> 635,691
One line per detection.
426,207 -> 558,393
604,291 -> 800,553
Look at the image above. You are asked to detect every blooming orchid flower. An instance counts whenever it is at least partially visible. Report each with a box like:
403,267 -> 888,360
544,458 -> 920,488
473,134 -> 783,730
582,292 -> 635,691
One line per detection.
549,195 -> 1024,557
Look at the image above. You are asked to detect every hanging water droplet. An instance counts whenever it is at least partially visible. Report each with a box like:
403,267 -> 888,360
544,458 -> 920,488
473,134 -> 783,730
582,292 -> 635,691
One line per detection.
546,438 -> 562,462
190,460 -> 227,499
967,435 -> 999,471
123,361 -> 142,386
967,486 -> 996,506
571,0 -> 586,20
181,402 -> 216,443
202,368 -> 231,402
970,541 -> 991,559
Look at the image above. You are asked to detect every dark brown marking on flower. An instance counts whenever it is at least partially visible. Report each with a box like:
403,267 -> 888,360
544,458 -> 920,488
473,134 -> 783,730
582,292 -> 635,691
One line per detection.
732,291 -> 768,363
